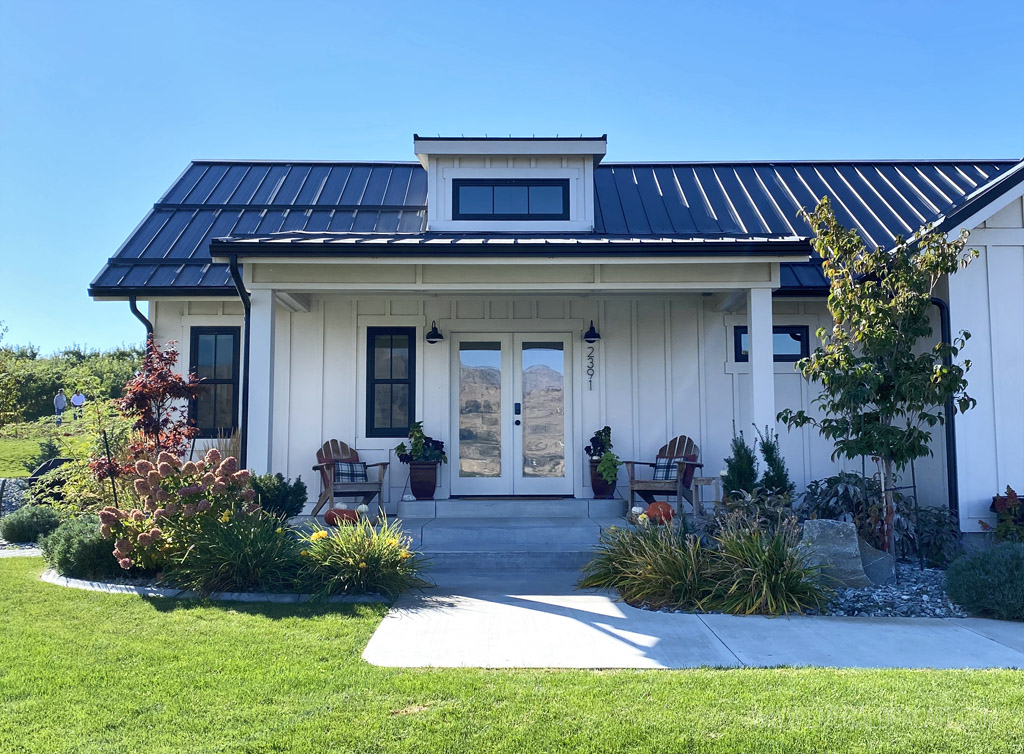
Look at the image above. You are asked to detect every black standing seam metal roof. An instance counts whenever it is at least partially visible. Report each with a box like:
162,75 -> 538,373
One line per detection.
90,158 -> 1022,297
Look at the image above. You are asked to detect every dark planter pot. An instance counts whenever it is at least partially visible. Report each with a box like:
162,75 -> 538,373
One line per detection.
589,459 -> 616,499
409,462 -> 439,500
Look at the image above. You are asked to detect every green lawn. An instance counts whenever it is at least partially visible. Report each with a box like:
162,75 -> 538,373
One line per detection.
1,558 -> 1021,753
0,437 -> 43,477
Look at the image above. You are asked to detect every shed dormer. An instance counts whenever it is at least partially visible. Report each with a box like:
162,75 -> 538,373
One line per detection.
413,135 -> 607,232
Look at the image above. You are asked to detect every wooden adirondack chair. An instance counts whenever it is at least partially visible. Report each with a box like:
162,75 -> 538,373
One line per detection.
311,440 -> 389,516
625,435 -> 703,514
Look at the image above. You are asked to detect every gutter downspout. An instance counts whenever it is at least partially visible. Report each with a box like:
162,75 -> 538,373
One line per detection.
128,296 -> 154,342
931,296 -> 960,528
228,256 -> 251,470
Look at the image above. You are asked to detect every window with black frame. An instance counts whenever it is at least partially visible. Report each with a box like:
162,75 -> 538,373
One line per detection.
366,327 -> 415,437
734,325 -> 810,363
189,327 -> 240,438
452,178 -> 570,220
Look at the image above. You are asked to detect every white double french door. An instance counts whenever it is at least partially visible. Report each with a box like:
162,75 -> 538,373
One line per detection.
450,333 -> 573,496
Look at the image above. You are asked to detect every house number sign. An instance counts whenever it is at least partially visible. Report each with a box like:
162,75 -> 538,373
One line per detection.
586,346 -> 596,390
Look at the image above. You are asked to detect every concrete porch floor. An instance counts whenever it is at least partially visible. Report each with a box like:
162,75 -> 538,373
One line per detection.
363,571 -> 1024,670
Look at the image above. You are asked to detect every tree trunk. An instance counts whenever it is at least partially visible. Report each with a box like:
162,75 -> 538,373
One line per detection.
879,457 -> 896,554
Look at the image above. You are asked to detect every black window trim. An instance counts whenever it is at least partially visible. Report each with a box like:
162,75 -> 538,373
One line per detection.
734,324 -> 810,363
365,326 -> 417,438
188,326 -> 241,439
452,178 -> 571,221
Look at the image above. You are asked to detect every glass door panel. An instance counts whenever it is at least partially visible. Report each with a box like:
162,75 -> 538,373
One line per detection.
457,341 -> 503,479
514,333 -> 573,496
520,342 -> 565,479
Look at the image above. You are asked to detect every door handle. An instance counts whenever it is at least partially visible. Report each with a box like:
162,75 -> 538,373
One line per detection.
514,402 -> 521,425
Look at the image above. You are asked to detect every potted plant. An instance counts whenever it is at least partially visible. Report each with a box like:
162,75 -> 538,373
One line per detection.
394,421 -> 448,500
584,426 -> 621,499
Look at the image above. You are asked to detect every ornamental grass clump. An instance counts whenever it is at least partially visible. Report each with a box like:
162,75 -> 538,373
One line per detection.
579,523 -> 716,610
945,543 -> 1024,621
297,517 -> 429,597
161,511 -> 299,595
98,448 -> 254,570
711,511 -> 830,616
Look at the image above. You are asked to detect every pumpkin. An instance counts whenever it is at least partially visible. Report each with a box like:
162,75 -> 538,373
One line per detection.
325,508 -> 358,526
646,501 -> 674,525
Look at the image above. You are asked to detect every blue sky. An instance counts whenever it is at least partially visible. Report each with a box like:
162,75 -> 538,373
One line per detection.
1,0 -> 1022,353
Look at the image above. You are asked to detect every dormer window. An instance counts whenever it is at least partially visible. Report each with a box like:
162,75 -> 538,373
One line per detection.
452,178 -> 570,221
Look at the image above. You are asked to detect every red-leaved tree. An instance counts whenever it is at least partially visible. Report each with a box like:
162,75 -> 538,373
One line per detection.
118,338 -> 203,460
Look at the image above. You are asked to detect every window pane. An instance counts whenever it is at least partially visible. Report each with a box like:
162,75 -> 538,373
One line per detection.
459,341 -> 501,477
521,342 -> 565,478
215,334 -> 234,379
529,185 -> 564,215
458,185 -> 492,215
494,185 -> 528,215
373,384 -> 392,430
738,332 -> 749,359
390,334 -> 409,379
196,334 -> 215,379
214,384 -> 234,430
374,335 -> 392,379
196,388 -> 215,431
773,330 -> 806,357
391,384 -> 409,431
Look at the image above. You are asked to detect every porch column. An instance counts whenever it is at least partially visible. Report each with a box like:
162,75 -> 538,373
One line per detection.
246,289 -> 276,474
747,287 -> 775,436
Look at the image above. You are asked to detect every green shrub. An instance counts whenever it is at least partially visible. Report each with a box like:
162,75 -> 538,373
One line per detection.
162,510 -> 300,596
297,518 -> 429,597
756,427 -> 794,499
722,432 -> 758,501
711,512 -> 830,616
915,507 -> 962,567
945,543 -> 1024,621
579,523 -> 715,610
39,514 -> 120,580
0,504 -> 62,543
800,472 -> 916,557
250,473 -> 308,519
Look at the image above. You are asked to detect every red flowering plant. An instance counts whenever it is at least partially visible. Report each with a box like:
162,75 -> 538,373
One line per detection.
98,447 -> 255,570
982,486 -> 1024,543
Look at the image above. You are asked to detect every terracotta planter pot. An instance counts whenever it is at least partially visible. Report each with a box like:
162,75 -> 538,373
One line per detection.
409,462 -> 439,500
324,508 -> 358,526
589,459 -> 616,499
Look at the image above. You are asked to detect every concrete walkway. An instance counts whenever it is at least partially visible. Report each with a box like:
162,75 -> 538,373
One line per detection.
363,571 -> 1024,670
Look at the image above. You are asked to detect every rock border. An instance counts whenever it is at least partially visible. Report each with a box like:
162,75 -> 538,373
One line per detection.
39,569 -> 388,604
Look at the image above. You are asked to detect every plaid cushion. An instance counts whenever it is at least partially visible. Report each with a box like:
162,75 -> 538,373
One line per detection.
652,454 -> 699,485
333,461 -> 368,486
652,457 -> 683,481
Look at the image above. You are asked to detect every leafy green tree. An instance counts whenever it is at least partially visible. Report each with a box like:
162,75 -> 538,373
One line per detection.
778,197 -> 977,552
0,322 -> 23,428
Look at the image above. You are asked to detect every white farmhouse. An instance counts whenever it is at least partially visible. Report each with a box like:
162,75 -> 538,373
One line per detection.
90,135 -> 1024,541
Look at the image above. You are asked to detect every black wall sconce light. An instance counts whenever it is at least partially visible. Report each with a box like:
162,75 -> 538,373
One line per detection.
425,321 -> 444,344
583,320 -> 601,344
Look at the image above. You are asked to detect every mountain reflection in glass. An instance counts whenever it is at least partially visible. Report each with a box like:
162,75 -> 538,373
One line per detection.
521,342 -> 565,478
459,342 -> 502,477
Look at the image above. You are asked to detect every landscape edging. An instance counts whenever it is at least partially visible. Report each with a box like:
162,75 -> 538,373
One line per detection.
40,569 -> 389,604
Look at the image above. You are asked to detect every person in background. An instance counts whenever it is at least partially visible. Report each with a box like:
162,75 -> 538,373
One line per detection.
71,389 -> 86,420
54,389 -> 68,426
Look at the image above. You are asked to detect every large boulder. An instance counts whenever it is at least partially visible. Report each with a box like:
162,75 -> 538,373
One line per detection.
858,537 -> 895,586
800,519 -> 873,589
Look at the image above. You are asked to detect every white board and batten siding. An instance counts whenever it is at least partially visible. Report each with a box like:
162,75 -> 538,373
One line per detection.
152,292 -> 952,514
949,195 -> 1024,532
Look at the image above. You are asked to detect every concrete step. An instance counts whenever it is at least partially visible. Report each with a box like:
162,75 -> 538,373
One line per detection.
422,550 -> 594,571
434,499 -> 589,518
419,517 -> 601,547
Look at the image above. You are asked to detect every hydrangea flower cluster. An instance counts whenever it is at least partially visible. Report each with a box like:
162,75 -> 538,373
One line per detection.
99,448 -> 256,570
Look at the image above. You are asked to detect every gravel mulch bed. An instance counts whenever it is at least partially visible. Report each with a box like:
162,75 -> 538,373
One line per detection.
823,563 -> 967,618
0,478 -> 29,516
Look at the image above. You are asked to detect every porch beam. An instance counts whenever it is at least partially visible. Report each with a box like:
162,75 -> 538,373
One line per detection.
247,289 -> 276,474
747,287 -> 776,438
